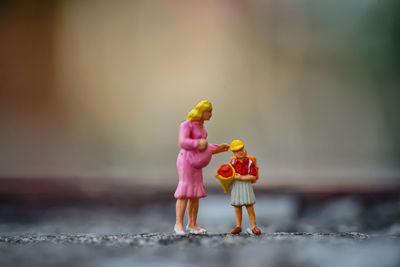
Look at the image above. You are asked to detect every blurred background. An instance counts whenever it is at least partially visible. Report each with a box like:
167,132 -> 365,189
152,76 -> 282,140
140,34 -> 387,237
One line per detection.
0,0 -> 399,189
1,1 -> 400,266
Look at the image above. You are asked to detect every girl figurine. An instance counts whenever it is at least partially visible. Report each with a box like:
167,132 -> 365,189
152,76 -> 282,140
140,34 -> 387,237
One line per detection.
174,100 -> 229,235
229,140 -> 261,235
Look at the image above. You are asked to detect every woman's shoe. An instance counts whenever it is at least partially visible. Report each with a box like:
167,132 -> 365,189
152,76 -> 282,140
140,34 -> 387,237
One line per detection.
174,226 -> 186,236
186,225 -> 207,235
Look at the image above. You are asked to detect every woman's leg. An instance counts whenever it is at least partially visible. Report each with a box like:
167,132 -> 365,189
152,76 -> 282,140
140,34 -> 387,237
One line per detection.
193,198 -> 199,227
187,198 -> 201,230
175,198 -> 188,231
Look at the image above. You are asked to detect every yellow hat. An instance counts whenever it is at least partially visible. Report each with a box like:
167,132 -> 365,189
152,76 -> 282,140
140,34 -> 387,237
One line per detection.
230,140 -> 244,151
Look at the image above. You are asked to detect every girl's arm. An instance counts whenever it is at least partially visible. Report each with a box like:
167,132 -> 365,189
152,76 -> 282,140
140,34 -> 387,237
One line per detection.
235,174 -> 257,182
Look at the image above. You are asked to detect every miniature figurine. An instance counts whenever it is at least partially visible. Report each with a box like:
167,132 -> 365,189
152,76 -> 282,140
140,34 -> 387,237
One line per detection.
228,140 -> 261,235
174,100 -> 229,236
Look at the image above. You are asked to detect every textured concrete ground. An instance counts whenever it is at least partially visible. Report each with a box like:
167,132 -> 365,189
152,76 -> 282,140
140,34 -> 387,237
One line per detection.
1,194 -> 399,267
1,232 -> 399,267
0,231 -> 375,246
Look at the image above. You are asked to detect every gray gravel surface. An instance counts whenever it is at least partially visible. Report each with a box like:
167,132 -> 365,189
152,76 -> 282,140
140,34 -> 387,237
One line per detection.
0,231 -> 377,246
1,194 -> 399,267
0,232 -> 399,267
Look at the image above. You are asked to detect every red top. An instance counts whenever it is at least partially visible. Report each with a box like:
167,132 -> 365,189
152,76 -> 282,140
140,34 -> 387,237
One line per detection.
230,157 -> 257,176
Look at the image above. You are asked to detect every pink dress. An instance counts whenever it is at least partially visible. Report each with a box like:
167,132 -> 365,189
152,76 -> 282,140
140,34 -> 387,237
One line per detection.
174,120 -> 217,199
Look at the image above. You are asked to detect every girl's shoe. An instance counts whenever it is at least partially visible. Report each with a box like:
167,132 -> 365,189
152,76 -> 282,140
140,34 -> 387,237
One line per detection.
231,226 -> 242,234
246,226 -> 262,235
252,226 -> 261,235
186,225 -> 207,234
174,226 -> 186,236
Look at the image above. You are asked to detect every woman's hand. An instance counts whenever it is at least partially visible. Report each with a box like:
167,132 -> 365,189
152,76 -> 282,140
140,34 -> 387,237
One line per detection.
197,138 -> 208,151
214,143 -> 229,154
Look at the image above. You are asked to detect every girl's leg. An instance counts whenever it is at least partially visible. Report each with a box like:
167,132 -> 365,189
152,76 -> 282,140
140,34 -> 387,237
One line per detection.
231,206 -> 243,234
246,204 -> 261,234
175,198 -> 188,231
245,204 -> 257,228
234,206 -> 243,227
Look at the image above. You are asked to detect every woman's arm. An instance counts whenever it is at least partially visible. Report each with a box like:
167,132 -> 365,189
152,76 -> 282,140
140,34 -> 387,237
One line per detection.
178,121 -> 199,150
211,144 -> 229,154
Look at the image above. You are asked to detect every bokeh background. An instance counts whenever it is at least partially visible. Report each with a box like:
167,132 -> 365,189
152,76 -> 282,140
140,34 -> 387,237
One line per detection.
1,2 -> 400,266
0,0 -> 399,189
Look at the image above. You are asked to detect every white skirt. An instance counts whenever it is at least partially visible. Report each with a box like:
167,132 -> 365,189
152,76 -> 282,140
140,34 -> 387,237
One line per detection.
230,180 -> 256,206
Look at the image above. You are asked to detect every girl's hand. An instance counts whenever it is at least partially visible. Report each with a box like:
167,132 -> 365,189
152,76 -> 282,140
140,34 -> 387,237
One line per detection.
235,174 -> 256,182
197,139 -> 208,151
235,173 -> 241,180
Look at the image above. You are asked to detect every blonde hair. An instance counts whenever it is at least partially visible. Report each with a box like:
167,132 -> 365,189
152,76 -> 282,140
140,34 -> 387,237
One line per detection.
186,100 -> 213,121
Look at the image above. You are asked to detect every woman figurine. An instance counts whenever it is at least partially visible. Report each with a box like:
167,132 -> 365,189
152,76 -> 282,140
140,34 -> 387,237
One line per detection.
174,100 -> 229,235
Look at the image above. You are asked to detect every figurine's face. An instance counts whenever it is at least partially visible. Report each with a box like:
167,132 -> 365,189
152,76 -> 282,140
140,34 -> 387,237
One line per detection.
233,148 -> 246,159
202,110 -> 212,120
